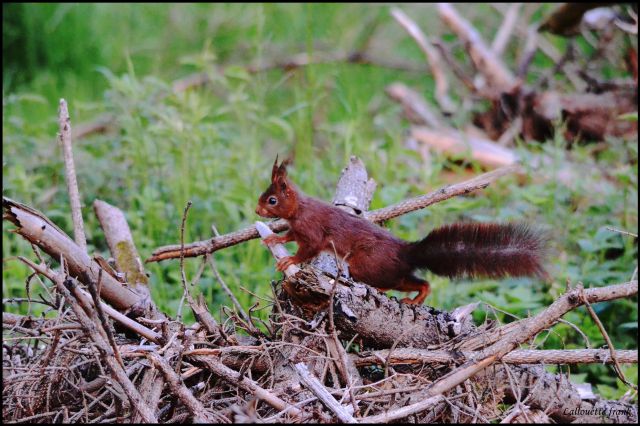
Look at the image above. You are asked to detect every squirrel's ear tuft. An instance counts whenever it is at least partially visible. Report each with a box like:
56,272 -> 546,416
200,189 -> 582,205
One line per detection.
271,154 -> 280,182
277,158 -> 290,178
275,174 -> 288,192
272,155 -> 291,182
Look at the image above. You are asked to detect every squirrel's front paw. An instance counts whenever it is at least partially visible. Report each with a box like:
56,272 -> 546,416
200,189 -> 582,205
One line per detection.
264,234 -> 284,246
276,256 -> 296,271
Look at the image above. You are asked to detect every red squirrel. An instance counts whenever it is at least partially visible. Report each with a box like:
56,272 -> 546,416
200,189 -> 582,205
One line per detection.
255,158 -> 548,305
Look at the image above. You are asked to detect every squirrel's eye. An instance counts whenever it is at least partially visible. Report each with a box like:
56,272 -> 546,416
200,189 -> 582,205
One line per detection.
268,196 -> 277,205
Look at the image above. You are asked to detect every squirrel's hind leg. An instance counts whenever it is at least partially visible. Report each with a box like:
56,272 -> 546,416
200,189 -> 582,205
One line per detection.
396,276 -> 431,305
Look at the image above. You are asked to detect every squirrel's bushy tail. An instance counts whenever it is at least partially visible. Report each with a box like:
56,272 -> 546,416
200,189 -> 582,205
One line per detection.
407,223 -> 548,280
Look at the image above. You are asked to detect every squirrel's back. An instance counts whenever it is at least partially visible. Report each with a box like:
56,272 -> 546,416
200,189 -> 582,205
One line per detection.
291,196 -> 405,250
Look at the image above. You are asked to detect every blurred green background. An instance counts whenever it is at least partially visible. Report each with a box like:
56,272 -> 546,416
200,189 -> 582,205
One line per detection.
3,3 -> 637,398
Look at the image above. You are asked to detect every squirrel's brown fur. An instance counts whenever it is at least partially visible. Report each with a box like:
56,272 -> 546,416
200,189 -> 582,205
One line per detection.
256,158 -> 547,304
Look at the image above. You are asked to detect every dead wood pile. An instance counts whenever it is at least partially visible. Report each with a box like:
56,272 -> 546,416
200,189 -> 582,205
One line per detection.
387,4 -> 637,171
3,153 -> 638,423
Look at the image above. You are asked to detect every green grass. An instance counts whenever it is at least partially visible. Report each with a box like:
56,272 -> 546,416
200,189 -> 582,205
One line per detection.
3,3 -> 637,399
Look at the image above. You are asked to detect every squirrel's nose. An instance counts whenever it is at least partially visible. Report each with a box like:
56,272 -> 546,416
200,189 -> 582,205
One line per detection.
255,206 -> 261,215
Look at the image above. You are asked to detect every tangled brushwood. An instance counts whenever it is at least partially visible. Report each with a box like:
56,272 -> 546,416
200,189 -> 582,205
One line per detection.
2,155 -> 638,423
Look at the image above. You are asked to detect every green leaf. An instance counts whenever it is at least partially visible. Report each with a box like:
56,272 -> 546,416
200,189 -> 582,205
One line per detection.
224,65 -> 251,82
617,112 -> 638,122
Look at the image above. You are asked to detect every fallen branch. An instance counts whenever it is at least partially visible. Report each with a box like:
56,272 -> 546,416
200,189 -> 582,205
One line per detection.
294,362 -> 357,423
191,354 -> 305,420
437,3 -> 517,92
385,82 -> 444,128
410,126 -> 518,168
3,197 -> 144,312
94,199 -> 151,300
353,348 -> 638,367
52,267 -> 158,422
18,257 -> 162,343
147,352 -> 218,423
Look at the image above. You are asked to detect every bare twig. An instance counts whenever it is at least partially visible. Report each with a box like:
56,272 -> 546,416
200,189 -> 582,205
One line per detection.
191,354 -> 304,420
294,362 -> 357,423
491,3 -> 522,57
391,7 -> 455,114
147,219 -> 288,263
147,352 -> 218,423
86,269 -> 125,368
431,39 -> 479,94
364,164 -> 520,223
17,257 -> 162,343
206,254 -> 251,325
53,269 -> 158,422
578,284 -> 638,390
58,99 -> 87,252
606,226 -> 638,238
178,201 -> 193,322
175,201 -> 221,339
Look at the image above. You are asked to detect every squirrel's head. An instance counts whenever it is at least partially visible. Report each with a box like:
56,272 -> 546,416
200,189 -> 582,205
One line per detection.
256,156 -> 298,219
